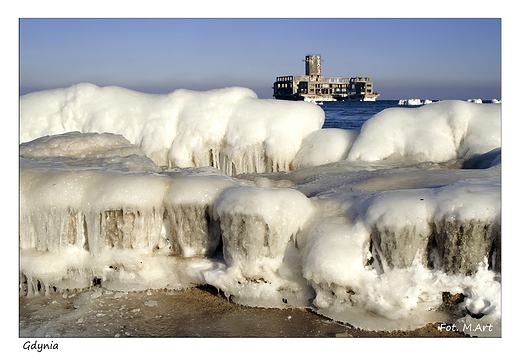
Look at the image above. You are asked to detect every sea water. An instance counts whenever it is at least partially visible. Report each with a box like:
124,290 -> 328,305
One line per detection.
321,100 -> 402,130
19,84 -> 501,335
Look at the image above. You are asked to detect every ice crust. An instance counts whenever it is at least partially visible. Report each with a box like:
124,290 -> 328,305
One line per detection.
20,83 -> 324,175
19,85 -> 501,333
215,185 -> 314,276
20,84 -> 500,172
347,100 -> 501,163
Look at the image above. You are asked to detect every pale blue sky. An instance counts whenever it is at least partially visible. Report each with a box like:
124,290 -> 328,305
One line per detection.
19,18 -> 501,100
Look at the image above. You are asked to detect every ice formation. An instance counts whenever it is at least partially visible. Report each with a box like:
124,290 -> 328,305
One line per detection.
20,83 -> 324,175
291,128 -> 359,169
347,100 -> 501,163
19,85 -> 501,334
398,99 -> 425,106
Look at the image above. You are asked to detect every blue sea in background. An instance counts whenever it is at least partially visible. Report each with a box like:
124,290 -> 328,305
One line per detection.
321,100 -> 401,130
321,99 -> 498,130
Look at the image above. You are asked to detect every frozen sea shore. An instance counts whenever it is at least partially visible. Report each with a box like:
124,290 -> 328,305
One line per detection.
19,84 -> 501,336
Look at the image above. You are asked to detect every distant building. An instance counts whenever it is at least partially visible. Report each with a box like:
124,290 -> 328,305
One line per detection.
273,54 -> 380,102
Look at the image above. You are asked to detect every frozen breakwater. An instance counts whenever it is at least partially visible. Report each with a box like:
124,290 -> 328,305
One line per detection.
20,83 -> 324,175
19,84 -> 501,334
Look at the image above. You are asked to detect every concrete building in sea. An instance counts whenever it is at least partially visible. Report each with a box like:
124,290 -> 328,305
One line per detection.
273,54 -> 380,102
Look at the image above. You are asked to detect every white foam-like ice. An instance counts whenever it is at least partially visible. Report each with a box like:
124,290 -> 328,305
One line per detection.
20,83 -> 325,175
347,100 -> 501,163
291,128 -> 359,169
19,85 -> 502,335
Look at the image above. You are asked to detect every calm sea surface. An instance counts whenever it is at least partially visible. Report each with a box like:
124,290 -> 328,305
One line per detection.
321,100 -> 401,130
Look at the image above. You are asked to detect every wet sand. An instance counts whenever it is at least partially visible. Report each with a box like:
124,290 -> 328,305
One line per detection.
19,286 -> 468,338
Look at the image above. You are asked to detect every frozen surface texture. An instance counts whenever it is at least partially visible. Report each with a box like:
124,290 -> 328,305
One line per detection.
20,83 -> 325,175
347,100 -> 501,163
215,185 -> 314,276
19,85 -> 501,334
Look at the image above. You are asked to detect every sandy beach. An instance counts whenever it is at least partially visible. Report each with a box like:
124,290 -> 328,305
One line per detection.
20,286 -> 468,338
